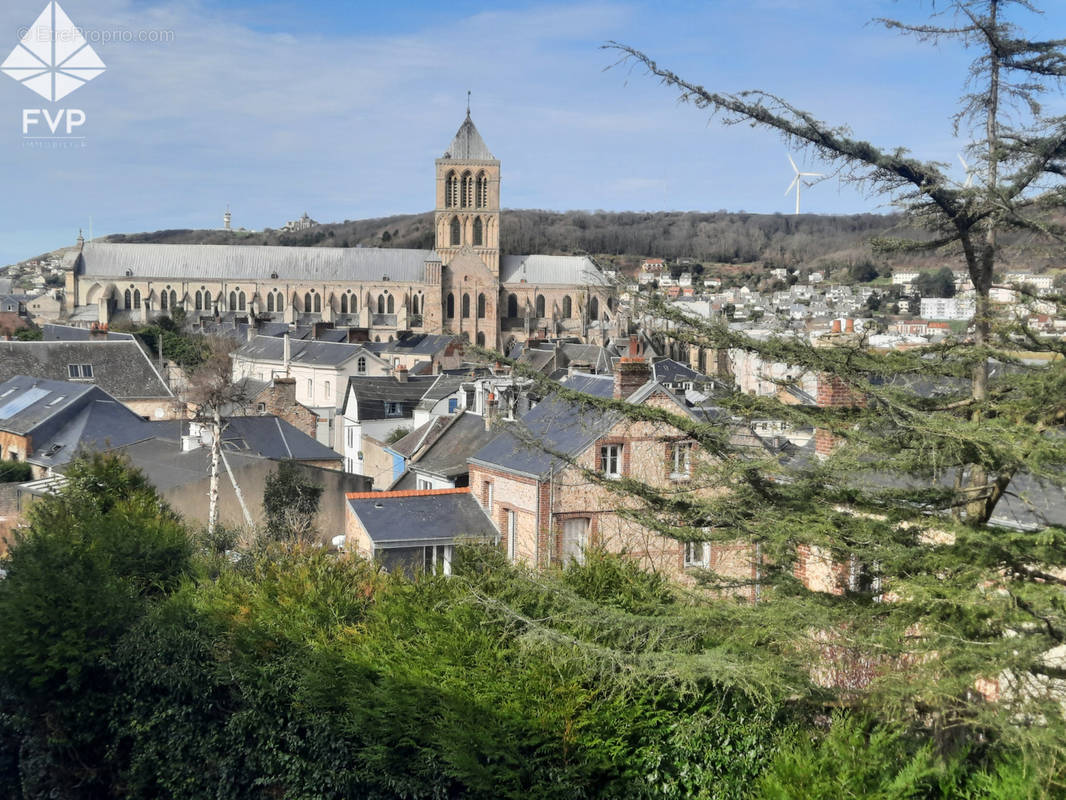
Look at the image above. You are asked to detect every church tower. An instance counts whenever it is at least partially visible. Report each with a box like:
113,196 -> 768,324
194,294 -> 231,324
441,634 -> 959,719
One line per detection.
435,109 -> 500,275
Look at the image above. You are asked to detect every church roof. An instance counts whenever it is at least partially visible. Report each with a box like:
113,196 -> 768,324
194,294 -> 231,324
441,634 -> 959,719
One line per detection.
441,113 -> 495,161
501,255 -> 612,287
77,243 -> 439,284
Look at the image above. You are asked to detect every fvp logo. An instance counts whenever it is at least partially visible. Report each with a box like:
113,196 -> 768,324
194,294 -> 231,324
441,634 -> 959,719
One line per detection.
2,1 -> 105,102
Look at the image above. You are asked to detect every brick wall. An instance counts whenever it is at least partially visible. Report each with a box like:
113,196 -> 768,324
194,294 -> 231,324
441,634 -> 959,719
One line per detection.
260,378 -> 317,439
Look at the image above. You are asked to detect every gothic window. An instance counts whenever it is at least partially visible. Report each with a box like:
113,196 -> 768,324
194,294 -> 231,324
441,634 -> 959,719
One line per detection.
238,291 -> 246,311
450,216 -> 461,246
462,293 -> 470,318
229,292 -> 237,311
411,294 -> 420,315
589,296 -> 599,321
386,294 -> 394,314
461,171 -> 473,207
124,289 -> 131,309
134,290 -> 141,309
473,216 -> 483,246
507,293 -> 518,318
303,292 -> 311,312
476,331 -> 485,347
562,295 -> 572,318
276,291 -> 285,311
196,290 -> 204,311
375,295 -> 383,314
445,170 -> 458,208
339,294 -> 346,314
535,295 -> 546,318
477,292 -> 486,318
267,292 -> 274,312
476,171 -> 488,208
313,293 -> 321,313
357,356 -> 366,374
161,290 -> 169,311
349,293 -> 356,314
446,292 -> 455,318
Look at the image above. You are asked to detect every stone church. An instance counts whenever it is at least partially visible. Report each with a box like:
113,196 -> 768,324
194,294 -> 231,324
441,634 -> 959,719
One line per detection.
62,112 -> 620,350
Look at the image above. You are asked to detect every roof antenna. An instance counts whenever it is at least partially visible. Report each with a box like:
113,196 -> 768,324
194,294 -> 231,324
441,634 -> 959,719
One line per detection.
466,90 -> 471,117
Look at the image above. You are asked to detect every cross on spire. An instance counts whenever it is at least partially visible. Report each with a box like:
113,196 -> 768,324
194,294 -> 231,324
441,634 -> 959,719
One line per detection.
467,90 -> 471,117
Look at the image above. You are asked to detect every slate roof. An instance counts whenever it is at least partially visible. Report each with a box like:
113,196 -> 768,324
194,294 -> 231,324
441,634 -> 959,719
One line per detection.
219,416 -> 341,462
0,375 -> 100,435
0,340 -> 173,399
343,375 -> 439,420
470,374 -> 620,479
406,412 -> 496,479
365,333 -> 457,357
236,335 -> 372,367
113,437 -> 264,492
32,400 -> 157,470
440,113 -> 496,161
347,488 -> 497,548
651,358 -> 704,384
390,416 -> 452,459
42,324 -> 134,341
501,255 -> 611,287
78,242 -> 438,283
0,376 -> 156,468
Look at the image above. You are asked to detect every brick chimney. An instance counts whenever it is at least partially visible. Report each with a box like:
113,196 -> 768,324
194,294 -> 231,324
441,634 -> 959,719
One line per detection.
813,374 -> 866,458
845,318 -> 855,334
485,391 -> 498,431
831,319 -> 842,334
614,335 -> 651,400
396,366 -> 409,383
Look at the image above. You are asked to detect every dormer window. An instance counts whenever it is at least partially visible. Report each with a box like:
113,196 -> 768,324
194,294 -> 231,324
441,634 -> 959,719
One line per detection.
67,364 -> 93,379
384,402 -> 402,418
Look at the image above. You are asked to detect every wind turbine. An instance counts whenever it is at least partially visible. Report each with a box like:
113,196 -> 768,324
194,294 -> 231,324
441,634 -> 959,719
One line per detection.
957,153 -> 975,188
785,154 -> 823,215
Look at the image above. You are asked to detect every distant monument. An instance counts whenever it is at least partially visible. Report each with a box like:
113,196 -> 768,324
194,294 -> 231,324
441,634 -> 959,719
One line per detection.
223,205 -> 232,231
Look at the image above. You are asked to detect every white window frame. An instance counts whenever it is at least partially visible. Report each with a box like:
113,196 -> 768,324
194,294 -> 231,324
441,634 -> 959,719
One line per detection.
505,509 -> 516,562
561,517 -> 589,566
424,544 -> 453,576
600,444 -> 622,479
684,541 -> 709,568
670,442 -> 692,481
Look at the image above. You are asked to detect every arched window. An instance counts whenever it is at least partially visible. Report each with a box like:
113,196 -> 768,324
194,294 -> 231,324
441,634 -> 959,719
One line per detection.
445,170 -> 458,208
124,289 -> 131,309
386,294 -> 394,314
349,294 -> 356,314
535,295 -> 546,318
589,296 -> 599,321
476,331 -> 486,347
450,216 -> 461,246
462,293 -> 471,318
473,217 -> 483,246
476,171 -> 488,208
446,292 -> 455,318
161,290 -> 169,311
339,294 -> 347,314
562,295 -> 572,318
357,356 -> 367,374
267,292 -> 274,312
411,294 -> 420,315
237,291 -> 246,311
196,290 -> 204,311
477,292 -> 486,318
229,292 -> 236,311
134,290 -> 141,309
507,293 -> 518,318
276,291 -> 285,311
313,293 -> 321,313
461,171 -> 473,207
377,295 -> 385,315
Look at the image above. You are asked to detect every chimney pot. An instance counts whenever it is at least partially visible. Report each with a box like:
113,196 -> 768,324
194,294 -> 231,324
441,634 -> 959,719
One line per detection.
832,319 -> 842,334
845,318 -> 855,334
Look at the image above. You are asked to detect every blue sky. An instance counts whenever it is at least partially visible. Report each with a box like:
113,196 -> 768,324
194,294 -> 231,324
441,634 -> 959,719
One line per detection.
0,0 -> 1064,265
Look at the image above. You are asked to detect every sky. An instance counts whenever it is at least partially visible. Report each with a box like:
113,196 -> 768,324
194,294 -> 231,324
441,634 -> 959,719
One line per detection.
0,0 -> 1064,265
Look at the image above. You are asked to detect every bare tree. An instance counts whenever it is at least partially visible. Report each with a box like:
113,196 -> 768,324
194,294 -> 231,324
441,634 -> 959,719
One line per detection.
183,336 -> 255,533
